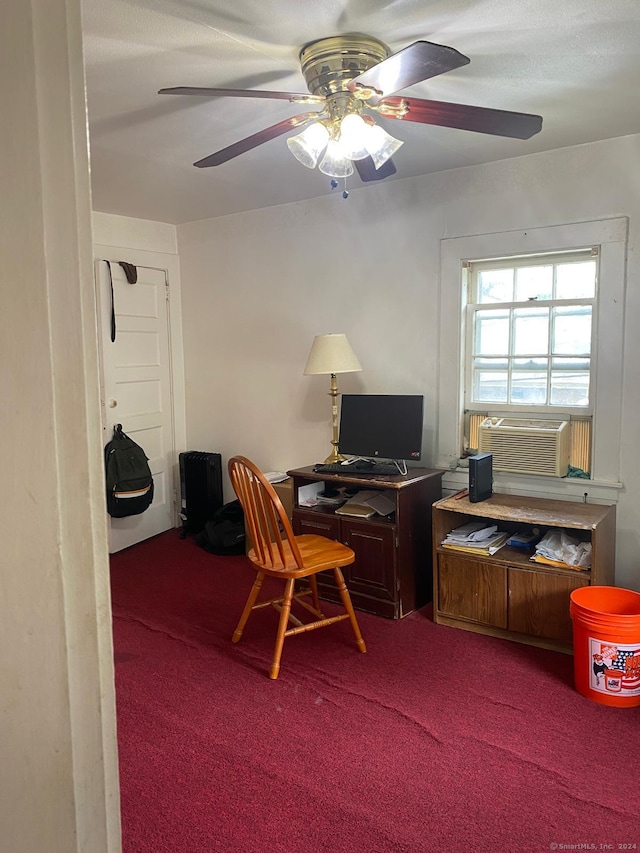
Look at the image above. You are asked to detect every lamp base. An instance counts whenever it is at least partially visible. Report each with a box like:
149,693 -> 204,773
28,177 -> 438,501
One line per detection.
324,449 -> 345,464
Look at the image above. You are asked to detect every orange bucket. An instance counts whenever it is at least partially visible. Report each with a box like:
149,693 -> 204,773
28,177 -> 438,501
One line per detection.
569,585 -> 640,708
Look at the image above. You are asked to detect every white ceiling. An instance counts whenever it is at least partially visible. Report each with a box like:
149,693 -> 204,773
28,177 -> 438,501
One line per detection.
82,0 -> 640,224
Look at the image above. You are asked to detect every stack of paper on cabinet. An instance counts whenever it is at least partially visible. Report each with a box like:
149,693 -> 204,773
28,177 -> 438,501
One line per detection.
442,521 -> 509,555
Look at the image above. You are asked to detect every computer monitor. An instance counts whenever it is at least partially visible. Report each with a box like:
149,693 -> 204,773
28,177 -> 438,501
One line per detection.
338,394 -> 424,461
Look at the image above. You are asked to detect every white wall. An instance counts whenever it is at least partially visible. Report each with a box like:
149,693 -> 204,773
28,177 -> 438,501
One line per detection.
177,134 -> 640,591
93,211 -> 178,255
1,1 -> 120,850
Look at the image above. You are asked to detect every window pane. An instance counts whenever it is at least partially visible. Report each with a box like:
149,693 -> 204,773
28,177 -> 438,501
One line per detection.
510,358 -> 548,404
475,310 -> 509,355
513,307 -> 549,355
515,265 -> 553,301
550,360 -> 590,406
474,369 -> 508,402
468,250 -> 597,418
478,269 -> 514,303
552,306 -> 591,354
555,261 -> 596,299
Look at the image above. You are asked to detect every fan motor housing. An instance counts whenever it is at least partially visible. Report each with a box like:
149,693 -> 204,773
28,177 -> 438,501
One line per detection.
300,35 -> 390,97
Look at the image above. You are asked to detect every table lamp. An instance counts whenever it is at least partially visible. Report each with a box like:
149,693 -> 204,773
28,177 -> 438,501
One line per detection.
304,333 -> 362,463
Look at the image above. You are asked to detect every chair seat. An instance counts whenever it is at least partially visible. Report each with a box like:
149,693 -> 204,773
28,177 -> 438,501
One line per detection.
248,534 -> 355,577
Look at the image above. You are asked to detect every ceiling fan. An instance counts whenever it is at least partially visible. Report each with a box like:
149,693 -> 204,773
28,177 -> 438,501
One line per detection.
159,34 -> 543,184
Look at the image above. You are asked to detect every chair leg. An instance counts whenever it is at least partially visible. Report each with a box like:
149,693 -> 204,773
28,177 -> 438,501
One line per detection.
308,575 -> 321,612
333,567 -> 367,654
232,573 -> 264,644
269,577 -> 295,680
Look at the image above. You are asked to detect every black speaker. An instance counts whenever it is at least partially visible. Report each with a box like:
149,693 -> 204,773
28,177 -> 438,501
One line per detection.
469,452 -> 493,503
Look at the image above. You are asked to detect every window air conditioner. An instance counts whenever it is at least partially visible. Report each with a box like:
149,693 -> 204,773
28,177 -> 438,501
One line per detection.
477,418 -> 570,477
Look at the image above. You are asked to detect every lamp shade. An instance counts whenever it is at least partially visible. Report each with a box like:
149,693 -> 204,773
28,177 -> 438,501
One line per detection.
366,125 -> 404,169
318,139 -> 354,178
287,122 -> 330,169
338,114 -> 371,161
303,333 -> 362,375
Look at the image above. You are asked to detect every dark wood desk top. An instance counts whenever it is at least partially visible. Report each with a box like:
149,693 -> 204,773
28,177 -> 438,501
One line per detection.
287,465 -> 445,491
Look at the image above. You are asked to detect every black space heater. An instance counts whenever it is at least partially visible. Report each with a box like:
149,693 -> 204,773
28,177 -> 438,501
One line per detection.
178,451 -> 223,537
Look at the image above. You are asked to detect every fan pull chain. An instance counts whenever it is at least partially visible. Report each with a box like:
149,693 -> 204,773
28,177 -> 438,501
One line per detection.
329,178 -> 349,199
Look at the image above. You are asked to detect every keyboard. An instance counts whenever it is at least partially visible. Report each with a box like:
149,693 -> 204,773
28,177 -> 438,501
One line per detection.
314,461 -> 402,476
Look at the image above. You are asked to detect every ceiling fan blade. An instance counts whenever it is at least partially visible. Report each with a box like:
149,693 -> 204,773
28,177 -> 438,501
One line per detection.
376,96 -> 543,139
354,156 -> 397,182
159,86 -> 324,104
193,113 -> 319,167
349,41 -> 470,103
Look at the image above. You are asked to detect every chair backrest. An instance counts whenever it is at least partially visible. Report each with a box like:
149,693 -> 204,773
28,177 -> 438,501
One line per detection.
228,456 -> 304,571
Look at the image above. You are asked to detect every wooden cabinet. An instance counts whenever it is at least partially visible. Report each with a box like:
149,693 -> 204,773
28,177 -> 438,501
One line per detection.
272,478 -> 293,520
288,466 -> 444,619
432,493 -> 616,652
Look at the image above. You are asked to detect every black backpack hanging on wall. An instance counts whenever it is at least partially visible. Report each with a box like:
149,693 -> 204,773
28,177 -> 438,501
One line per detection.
104,424 -> 154,517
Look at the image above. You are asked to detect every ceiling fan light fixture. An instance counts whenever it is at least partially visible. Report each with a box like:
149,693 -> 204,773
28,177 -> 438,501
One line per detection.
286,122 -> 331,168
365,125 -> 404,169
164,33 -> 544,183
338,113 -> 372,161
319,138 -> 354,177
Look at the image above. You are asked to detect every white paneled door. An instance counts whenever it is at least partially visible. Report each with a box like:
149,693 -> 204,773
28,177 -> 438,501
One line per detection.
96,260 -> 176,552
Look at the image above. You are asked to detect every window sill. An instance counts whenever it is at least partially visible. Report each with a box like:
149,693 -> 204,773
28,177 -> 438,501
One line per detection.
442,468 -> 623,504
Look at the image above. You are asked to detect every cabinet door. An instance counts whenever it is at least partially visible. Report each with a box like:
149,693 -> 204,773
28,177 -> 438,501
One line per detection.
438,553 -> 508,628
341,518 -> 397,608
294,510 -> 398,617
508,569 -> 589,645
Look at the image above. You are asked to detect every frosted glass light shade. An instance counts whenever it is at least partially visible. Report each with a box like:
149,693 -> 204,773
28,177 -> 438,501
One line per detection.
286,122 -> 330,169
365,125 -> 404,169
338,114 -> 371,160
318,138 -> 354,177
303,333 -> 362,375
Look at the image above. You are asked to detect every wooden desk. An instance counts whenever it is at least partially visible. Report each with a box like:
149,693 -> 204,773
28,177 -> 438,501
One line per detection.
287,466 -> 444,619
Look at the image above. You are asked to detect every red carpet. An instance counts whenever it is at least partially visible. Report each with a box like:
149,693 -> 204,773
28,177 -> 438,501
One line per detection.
111,530 -> 640,853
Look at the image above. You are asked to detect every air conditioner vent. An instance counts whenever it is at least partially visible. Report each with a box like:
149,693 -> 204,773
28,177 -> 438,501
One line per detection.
478,418 -> 570,477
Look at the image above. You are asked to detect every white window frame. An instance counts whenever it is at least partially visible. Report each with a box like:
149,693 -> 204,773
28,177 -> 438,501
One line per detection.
437,218 -> 627,501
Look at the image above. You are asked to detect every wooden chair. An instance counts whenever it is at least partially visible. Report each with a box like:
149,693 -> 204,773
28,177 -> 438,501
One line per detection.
228,456 -> 367,679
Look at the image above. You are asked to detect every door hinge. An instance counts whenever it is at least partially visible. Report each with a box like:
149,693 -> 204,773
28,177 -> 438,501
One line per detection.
165,281 -> 170,301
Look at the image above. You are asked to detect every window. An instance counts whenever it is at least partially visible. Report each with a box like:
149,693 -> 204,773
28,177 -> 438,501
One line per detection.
438,219 -> 627,497
464,250 -> 597,475
466,250 -> 596,413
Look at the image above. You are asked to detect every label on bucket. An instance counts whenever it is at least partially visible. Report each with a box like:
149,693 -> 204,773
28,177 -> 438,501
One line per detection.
589,638 -> 640,696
